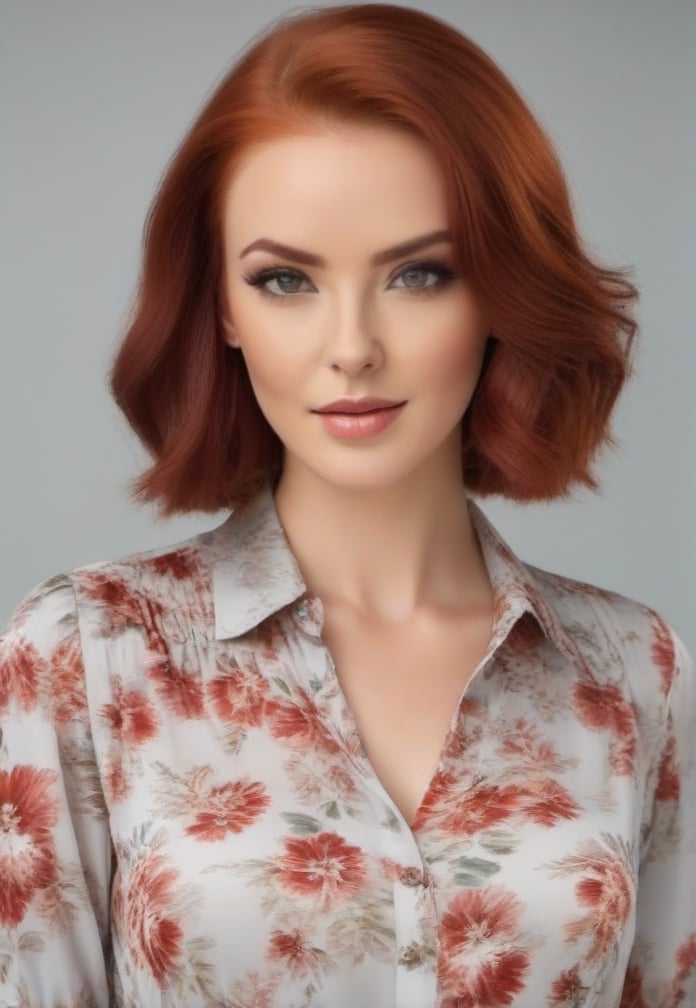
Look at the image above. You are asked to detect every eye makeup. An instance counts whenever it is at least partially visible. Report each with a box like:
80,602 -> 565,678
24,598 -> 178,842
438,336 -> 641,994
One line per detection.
242,259 -> 457,300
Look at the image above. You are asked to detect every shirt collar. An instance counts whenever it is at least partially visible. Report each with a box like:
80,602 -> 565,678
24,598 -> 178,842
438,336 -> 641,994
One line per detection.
212,484 -> 307,640
211,483 -> 577,662
467,500 -> 580,664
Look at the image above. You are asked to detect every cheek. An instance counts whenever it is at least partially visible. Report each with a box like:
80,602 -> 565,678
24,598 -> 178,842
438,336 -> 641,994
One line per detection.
413,309 -> 489,394
228,290 -> 309,393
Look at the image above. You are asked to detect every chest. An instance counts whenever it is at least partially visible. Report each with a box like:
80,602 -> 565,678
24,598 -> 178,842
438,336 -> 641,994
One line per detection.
94,619 -> 642,1007
319,607 -> 494,827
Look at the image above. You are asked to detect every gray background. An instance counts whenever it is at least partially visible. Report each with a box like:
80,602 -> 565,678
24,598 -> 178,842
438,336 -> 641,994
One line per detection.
2,1 -> 694,657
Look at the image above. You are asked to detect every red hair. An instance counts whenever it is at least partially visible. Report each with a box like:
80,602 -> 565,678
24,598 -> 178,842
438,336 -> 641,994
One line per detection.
109,3 -> 638,516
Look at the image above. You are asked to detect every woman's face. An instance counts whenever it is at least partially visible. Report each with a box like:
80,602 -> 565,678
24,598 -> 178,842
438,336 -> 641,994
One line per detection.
221,124 -> 491,493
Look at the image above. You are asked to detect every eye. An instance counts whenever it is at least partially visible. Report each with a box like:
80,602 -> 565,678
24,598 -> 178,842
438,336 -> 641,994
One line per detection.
390,260 -> 456,295
243,267 -> 315,298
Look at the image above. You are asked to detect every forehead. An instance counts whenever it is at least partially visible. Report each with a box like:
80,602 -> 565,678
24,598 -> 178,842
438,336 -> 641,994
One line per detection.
222,126 -> 449,251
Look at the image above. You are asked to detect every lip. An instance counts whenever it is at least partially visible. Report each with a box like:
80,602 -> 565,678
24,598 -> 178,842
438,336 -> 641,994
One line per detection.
314,402 -> 405,440
313,397 -> 406,414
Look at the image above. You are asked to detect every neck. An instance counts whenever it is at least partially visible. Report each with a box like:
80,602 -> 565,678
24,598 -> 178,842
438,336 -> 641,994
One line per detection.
273,448 -> 492,624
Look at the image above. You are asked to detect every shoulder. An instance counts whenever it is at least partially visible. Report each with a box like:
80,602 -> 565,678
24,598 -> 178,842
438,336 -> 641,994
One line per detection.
529,561 -> 664,641
66,524 -> 222,635
1,572 -> 79,663
70,521 -> 220,584
525,561 -> 689,711
2,521 -> 225,667
0,573 -> 84,722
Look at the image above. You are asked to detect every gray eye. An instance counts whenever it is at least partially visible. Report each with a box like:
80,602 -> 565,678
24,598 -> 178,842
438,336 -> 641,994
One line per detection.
269,271 -> 307,294
390,261 -> 455,293
400,268 -> 431,288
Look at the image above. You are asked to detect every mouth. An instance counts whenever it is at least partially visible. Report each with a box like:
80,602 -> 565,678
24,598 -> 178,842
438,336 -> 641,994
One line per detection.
312,400 -> 407,416
312,401 -> 406,439
318,405 -> 401,415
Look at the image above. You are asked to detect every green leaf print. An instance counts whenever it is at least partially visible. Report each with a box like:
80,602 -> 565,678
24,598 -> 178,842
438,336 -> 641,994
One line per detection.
324,800 -> 341,819
0,951 -> 11,983
18,931 -> 45,954
272,676 -> 291,696
452,855 -> 501,887
379,807 -> 402,832
281,811 -> 323,834
479,828 -> 518,855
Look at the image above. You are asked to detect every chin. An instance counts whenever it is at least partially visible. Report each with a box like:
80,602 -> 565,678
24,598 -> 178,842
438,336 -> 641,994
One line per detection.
297,452 -> 427,494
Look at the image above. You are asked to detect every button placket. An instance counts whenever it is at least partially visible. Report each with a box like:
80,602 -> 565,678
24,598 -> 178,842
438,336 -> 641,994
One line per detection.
393,863 -> 439,1007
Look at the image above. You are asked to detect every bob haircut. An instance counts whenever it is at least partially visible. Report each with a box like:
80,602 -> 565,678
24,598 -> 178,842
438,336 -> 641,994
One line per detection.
110,3 -> 638,517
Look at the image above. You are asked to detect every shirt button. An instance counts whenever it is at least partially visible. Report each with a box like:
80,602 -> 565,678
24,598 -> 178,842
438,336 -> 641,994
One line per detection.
400,867 -> 425,888
297,602 -> 309,618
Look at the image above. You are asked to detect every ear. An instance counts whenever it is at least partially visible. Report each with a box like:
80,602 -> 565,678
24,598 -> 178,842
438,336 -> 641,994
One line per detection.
218,285 -> 240,348
222,316 -> 241,349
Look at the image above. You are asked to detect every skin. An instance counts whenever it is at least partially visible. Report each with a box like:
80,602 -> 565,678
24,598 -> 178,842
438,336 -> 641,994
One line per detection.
220,124 -> 494,627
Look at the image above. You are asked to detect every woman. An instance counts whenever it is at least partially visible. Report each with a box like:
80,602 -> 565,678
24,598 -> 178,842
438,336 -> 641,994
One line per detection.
1,4 -> 693,1006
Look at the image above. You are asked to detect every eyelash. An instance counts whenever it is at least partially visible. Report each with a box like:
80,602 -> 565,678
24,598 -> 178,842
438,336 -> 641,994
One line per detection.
242,259 -> 457,300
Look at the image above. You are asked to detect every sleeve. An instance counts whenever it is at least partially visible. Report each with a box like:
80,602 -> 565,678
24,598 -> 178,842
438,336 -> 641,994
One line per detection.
620,626 -> 696,1007
0,574 -> 113,1008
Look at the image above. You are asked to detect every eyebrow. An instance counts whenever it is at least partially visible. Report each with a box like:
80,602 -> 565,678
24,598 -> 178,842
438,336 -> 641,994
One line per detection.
239,229 -> 452,267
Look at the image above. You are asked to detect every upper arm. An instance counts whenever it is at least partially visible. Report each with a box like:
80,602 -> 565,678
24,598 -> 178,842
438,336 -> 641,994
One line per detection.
621,625 -> 696,1006
0,575 -> 112,1007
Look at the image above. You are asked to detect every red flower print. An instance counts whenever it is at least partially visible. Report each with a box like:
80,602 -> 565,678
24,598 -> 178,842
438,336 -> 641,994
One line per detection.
114,846 -> 184,988
673,934 -> 696,1003
574,681 -> 620,730
519,778 -> 580,828
149,549 -> 200,580
676,933 -> 696,976
254,620 -> 285,662
226,970 -> 278,1008
185,779 -> 270,841
275,832 -> 367,909
0,634 -> 42,714
417,718 -> 580,837
443,699 -> 485,760
443,781 -> 523,835
78,570 -> 166,650
656,728 -> 681,802
549,839 -> 635,963
147,661 -> 205,720
378,858 -> 428,889
619,964 -> 648,1008
573,680 -> 637,774
267,928 -> 329,977
378,856 -> 406,883
50,630 -> 88,722
547,965 -> 587,1007
0,766 -> 60,927
438,885 -> 530,1007
208,659 -> 270,727
322,761 -> 357,799
650,615 -> 676,695
100,683 -> 158,747
286,753 -> 357,805
497,722 -> 581,827
413,768 -> 520,836
103,756 -> 129,804
267,690 -> 341,756
80,570 -> 152,624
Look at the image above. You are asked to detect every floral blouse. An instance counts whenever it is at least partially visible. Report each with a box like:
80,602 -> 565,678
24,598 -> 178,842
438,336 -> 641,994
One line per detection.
0,485 -> 694,1008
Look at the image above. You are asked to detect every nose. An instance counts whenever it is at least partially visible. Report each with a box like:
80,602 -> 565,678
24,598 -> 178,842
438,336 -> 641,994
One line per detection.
326,295 -> 384,376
